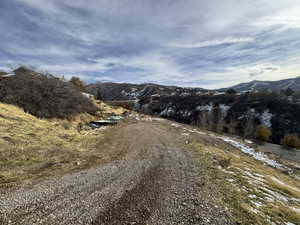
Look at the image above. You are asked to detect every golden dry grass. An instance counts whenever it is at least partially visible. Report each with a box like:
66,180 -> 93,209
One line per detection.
191,138 -> 300,225
0,102 -> 125,188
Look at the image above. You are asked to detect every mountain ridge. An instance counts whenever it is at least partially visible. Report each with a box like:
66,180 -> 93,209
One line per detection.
227,76 -> 300,92
87,76 -> 300,101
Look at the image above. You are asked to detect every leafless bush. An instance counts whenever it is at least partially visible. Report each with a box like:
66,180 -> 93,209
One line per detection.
0,67 -> 98,118
255,125 -> 272,142
281,134 -> 300,149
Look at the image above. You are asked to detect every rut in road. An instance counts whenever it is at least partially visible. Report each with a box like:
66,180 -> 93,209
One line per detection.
0,122 -> 232,225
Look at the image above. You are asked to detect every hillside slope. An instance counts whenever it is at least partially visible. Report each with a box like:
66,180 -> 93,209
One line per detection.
1,114 -> 300,224
87,82 -> 205,101
226,76 -> 300,92
0,102 -> 125,187
87,76 -> 300,102
0,67 -> 98,118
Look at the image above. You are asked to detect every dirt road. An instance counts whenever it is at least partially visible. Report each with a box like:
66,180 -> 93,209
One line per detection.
0,121 -> 232,225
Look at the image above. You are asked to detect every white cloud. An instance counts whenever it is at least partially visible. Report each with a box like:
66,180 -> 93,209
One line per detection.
168,37 -> 254,48
3,0 -> 300,88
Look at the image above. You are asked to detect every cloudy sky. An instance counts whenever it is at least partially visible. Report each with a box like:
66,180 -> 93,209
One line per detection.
1,0 -> 300,88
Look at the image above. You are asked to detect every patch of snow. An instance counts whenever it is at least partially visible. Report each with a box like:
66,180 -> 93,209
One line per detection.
95,126 -> 108,131
260,187 -> 289,202
220,137 -> 287,169
249,194 -> 257,199
248,207 -> 260,214
196,103 -> 213,112
213,92 -> 225,96
219,104 -> 230,116
160,106 -> 176,116
270,177 -> 300,193
260,110 -> 273,128
285,222 -> 296,225
245,140 -> 253,144
141,117 -> 165,122
180,92 -> 190,97
171,123 -> 180,128
253,173 -> 265,178
81,92 -> 94,99
181,133 -> 190,136
251,200 -> 263,208
290,197 -> 300,204
107,115 -> 124,120
227,178 -> 235,183
223,169 -> 235,175
179,109 -> 192,117
182,127 -> 206,135
243,171 -> 265,185
290,207 -> 300,213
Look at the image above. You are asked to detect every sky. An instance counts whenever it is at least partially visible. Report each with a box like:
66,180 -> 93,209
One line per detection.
1,0 -> 300,89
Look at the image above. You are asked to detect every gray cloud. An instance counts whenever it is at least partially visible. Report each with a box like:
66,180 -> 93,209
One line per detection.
0,0 -> 300,87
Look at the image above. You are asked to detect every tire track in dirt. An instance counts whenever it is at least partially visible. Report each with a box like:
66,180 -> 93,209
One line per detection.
0,121 -> 233,225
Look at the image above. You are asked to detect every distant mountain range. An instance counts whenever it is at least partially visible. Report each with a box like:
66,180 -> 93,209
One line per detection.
87,82 -> 205,101
226,76 -> 300,92
87,76 -> 300,101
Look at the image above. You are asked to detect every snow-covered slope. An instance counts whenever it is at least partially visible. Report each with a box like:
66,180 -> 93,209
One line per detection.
228,76 -> 300,92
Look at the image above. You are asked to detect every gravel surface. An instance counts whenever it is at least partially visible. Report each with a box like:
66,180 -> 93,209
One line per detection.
0,122 -> 233,225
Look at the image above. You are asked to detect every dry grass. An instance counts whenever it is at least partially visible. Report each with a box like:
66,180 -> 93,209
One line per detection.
94,100 -> 128,116
191,137 -> 300,225
0,102 -> 124,188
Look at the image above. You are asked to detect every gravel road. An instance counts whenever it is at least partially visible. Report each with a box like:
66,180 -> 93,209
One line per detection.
0,121 -> 233,225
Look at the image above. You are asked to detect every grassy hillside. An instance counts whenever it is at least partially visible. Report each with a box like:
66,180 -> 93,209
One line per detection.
0,102 -> 126,188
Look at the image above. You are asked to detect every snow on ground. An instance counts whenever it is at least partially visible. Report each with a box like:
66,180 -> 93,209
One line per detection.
169,119 -> 300,225
220,137 -> 287,170
219,104 -> 230,117
171,121 -> 287,170
245,139 -> 253,144
182,127 -> 206,135
260,110 -> 273,128
171,123 -> 181,128
141,117 -> 165,122
195,103 -> 213,112
270,176 -> 300,193
160,106 -> 176,116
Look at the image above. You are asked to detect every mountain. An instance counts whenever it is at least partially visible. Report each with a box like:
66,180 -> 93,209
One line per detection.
87,76 -> 300,102
87,82 -> 206,101
135,91 -> 300,145
227,76 -> 300,92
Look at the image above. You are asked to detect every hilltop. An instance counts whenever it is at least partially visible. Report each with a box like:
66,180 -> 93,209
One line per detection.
227,76 -> 300,92
0,67 -> 98,119
87,82 -> 206,101
87,76 -> 300,102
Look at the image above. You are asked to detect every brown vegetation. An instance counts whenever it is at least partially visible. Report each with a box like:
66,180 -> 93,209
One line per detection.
281,134 -> 300,149
0,102 -> 125,188
69,76 -> 86,92
0,67 -> 98,118
255,125 -> 272,142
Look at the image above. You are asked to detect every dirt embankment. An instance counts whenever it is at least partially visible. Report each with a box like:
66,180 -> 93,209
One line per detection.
0,121 -> 232,225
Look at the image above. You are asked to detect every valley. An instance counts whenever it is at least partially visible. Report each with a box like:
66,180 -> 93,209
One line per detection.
1,67 -> 300,225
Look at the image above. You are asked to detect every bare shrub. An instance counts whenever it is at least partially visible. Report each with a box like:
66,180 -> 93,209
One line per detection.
281,134 -> 300,149
214,155 -> 232,168
0,67 -> 98,118
255,125 -> 272,142
69,76 -> 86,92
